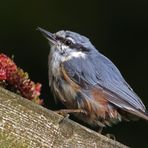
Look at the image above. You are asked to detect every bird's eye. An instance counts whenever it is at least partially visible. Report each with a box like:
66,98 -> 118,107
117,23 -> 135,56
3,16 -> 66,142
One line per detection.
65,39 -> 73,46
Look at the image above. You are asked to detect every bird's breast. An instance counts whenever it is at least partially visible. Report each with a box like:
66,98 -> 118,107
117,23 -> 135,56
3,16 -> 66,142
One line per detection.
48,52 -> 78,107
51,76 -> 78,107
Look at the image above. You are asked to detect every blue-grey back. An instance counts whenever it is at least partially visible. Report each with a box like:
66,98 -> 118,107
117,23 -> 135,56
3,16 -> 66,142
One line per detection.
63,50 -> 146,112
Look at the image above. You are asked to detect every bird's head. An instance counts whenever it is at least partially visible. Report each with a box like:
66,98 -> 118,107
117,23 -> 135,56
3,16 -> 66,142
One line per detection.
38,27 -> 96,61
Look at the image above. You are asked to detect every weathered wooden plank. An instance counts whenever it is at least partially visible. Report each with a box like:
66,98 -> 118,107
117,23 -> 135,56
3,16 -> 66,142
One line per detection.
0,87 -> 128,148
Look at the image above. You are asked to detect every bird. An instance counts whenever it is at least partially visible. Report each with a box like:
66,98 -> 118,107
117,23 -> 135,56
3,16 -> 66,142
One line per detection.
38,27 -> 148,128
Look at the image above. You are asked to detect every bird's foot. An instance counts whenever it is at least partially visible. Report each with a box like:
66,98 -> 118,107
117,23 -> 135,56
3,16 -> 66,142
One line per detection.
97,127 -> 104,134
106,134 -> 116,140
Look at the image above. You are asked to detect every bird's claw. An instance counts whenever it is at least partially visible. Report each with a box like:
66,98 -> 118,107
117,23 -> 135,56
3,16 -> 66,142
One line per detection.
106,134 -> 116,140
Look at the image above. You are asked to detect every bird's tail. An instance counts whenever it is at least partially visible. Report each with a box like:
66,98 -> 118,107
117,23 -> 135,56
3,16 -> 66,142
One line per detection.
133,110 -> 148,121
142,111 -> 148,121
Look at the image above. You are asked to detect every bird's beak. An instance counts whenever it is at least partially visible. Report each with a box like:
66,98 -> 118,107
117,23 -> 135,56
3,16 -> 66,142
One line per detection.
37,27 -> 57,45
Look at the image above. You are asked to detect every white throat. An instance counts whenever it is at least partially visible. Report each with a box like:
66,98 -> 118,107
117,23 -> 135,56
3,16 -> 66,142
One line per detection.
49,45 -> 86,77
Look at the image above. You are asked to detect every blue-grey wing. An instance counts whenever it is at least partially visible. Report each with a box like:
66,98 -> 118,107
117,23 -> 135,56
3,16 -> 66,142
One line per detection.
63,51 -> 146,115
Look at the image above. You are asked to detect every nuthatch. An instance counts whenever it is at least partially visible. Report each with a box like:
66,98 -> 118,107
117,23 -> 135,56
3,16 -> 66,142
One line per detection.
38,27 -> 148,128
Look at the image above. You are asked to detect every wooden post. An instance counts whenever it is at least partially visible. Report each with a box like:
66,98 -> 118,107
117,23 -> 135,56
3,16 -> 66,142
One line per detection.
0,87 -> 128,148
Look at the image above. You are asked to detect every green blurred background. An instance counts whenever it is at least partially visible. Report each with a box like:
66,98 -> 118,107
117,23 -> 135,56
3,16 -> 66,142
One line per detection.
0,0 -> 148,147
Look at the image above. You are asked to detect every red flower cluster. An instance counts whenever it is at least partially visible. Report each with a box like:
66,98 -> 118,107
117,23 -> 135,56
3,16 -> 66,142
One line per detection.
0,54 -> 17,80
0,53 -> 43,105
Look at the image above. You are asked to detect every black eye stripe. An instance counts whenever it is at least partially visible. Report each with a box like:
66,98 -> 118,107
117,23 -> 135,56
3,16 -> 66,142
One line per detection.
65,39 -> 73,46
70,43 -> 90,52
56,36 -> 73,46
55,35 -> 90,52
55,36 -> 64,42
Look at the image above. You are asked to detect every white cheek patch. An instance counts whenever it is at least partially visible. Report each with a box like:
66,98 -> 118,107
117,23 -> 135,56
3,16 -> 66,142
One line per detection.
51,44 -> 86,62
61,51 -> 86,62
61,45 -> 67,51
70,51 -> 86,58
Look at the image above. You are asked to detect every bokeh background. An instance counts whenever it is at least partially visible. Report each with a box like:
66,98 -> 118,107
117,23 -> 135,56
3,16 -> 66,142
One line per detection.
0,0 -> 148,147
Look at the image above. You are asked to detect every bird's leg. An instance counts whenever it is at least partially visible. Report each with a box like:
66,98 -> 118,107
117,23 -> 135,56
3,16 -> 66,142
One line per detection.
54,109 -> 87,124
97,126 -> 104,134
55,109 -> 87,116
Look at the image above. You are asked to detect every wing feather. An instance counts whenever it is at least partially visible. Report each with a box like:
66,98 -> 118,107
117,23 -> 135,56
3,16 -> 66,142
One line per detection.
63,52 -> 147,120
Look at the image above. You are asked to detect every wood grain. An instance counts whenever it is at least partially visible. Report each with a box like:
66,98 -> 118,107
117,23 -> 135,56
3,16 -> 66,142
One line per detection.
0,87 -> 128,148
